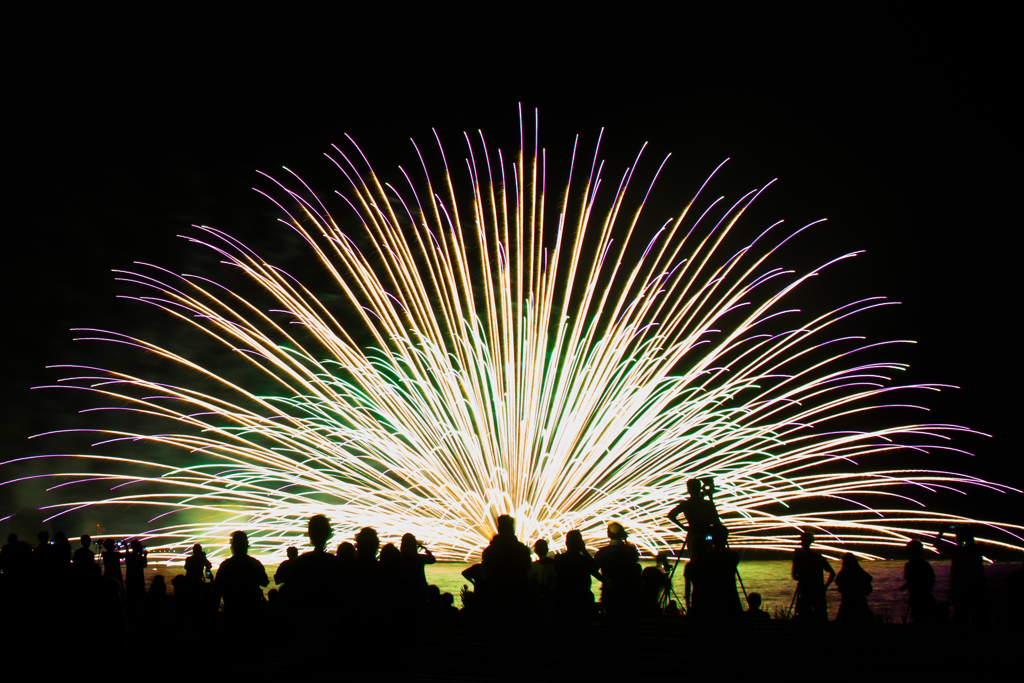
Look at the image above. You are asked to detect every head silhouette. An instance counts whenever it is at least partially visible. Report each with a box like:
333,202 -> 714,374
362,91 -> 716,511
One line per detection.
7,533 -> 17,544
842,552 -> 861,570
607,522 -> 627,541
687,479 -> 702,498
380,542 -> 401,566
799,531 -> 814,549
748,592 -> 763,610
80,535 -> 91,548
401,533 -> 418,557
230,531 -> 249,556
906,539 -> 924,559
192,543 -> 203,554
103,538 -> 115,551
565,530 -> 585,553
307,514 -> 333,549
356,527 -> 379,560
286,546 -> 298,561
533,539 -> 549,558
496,515 -> 516,535
711,525 -> 728,550
38,531 -> 49,545
336,541 -> 355,563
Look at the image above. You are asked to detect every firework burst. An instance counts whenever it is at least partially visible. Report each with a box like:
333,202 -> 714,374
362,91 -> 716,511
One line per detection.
6,110 -> 1021,562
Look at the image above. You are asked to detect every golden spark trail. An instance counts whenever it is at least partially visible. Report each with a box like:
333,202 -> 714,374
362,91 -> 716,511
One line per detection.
6,110 -> 1021,564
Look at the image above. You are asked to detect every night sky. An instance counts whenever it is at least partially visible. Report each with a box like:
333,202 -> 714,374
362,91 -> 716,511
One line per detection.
4,10 -> 1019,539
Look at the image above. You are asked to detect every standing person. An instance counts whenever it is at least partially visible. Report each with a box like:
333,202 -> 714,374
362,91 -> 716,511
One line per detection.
553,530 -> 602,628
124,539 -> 148,604
692,526 -> 742,620
835,553 -> 873,624
667,478 -> 721,560
934,524 -> 988,627
399,533 -> 435,594
72,535 -> 97,577
215,530 -> 269,634
900,539 -> 935,625
184,543 -> 212,584
181,542 -> 213,617
52,533 -> 73,573
594,522 -> 640,623
349,526 -> 382,631
480,515 -> 532,627
274,546 -> 299,594
102,538 -> 124,585
791,531 -> 835,622
1,534 -> 32,581
33,531 -> 54,578
528,539 -> 557,619
291,515 -> 341,627
528,539 -> 557,597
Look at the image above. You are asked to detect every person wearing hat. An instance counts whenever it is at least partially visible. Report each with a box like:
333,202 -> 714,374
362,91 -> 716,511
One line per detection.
594,522 -> 640,622
899,539 -> 935,624
791,531 -> 835,622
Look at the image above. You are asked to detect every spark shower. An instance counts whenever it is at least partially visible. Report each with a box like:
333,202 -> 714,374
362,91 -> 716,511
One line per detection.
7,112 -> 1021,562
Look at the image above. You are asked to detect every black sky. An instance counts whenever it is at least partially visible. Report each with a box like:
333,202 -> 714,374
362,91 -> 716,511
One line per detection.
4,9 -> 1020,531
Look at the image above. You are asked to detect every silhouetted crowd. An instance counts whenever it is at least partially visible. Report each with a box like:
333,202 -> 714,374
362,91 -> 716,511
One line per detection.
1,479 -> 1022,646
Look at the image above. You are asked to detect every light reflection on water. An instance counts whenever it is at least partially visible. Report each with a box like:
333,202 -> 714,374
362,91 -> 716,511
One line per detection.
141,560 -> 1020,623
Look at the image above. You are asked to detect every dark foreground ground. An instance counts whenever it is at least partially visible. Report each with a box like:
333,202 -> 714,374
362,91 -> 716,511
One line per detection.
11,617 -> 1016,681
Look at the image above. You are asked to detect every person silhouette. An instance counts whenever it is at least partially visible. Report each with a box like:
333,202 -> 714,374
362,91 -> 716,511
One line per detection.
594,522 -> 640,623
528,539 -> 557,597
668,478 -> 721,560
934,523 -> 989,627
52,532 -> 72,572
214,530 -> 269,633
291,515 -> 341,628
184,543 -> 212,584
348,526 -> 382,632
480,515 -> 531,628
399,533 -> 435,595
124,539 -> 148,605
1,533 -> 32,581
685,525 -> 741,620
33,531 -> 54,578
274,546 -> 299,590
439,591 -> 460,628
640,563 -> 670,617
379,542 -> 412,618
791,531 -> 835,622
527,538 -> 557,620
553,530 -> 602,628
72,535 -> 97,577
148,573 -> 168,630
101,538 -> 124,585
336,541 -> 356,602
745,592 -> 771,619
0,533 -> 34,633
835,553 -> 873,625
900,539 -> 935,625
